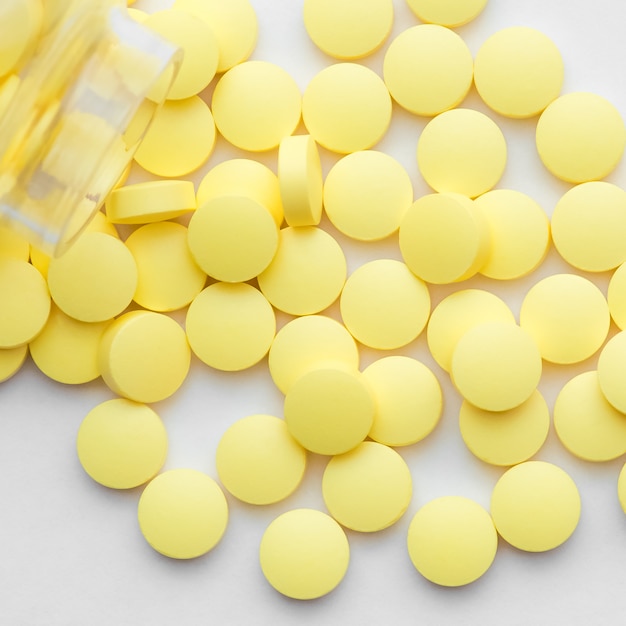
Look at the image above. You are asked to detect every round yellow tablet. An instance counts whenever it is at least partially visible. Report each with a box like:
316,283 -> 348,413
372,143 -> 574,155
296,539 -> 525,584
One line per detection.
303,0 -> 393,60
399,193 -> 490,284
216,414 -> 306,505
406,0 -> 488,27
302,63 -> 392,154
597,330 -> 626,414
363,356 -> 442,446
324,150 -> 413,241
427,289 -> 516,372
459,390 -> 550,466
618,464 -> 626,515
608,261 -> 626,330
339,259 -> 430,350
0,226 -> 29,261
186,282 -> 275,372
0,344 -> 28,383
196,159 -> 283,228
451,321 -> 542,412
551,182 -> 626,272
0,258 -> 50,348
77,398 -> 168,489
0,0 -> 42,78
187,195 -> 278,283
519,273 -> 610,364
98,310 -> 191,404
259,508 -> 349,600
490,461 -> 581,552
174,0 -> 258,72
417,109 -> 506,198
407,496 -> 497,587
257,226 -> 347,316
278,135 -> 323,227
474,189 -> 550,280
474,27 -> 563,118
29,305 -> 110,385
134,96 -> 216,177
536,92 -> 626,183
322,442 -> 412,532
138,468 -> 228,559
212,61 -> 301,152
284,366 -> 375,455
125,222 -> 206,313
383,24 -> 473,116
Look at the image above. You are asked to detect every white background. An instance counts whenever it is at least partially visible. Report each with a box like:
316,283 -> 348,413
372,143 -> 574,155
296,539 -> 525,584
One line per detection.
3,0 -> 626,624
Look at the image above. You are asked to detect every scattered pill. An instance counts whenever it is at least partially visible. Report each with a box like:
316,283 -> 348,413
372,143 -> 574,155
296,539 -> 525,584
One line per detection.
597,330 -> 626,414
406,0 -> 488,27
608,261 -> 626,330
0,344 -> 28,383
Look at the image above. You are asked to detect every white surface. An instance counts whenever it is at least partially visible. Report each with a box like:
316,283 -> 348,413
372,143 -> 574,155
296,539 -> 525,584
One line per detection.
3,0 -> 626,624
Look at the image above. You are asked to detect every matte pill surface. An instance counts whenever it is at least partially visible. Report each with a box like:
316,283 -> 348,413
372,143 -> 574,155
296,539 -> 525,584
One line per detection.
0,344 -> 28,383
597,330 -> 626,414
406,0 -> 488,27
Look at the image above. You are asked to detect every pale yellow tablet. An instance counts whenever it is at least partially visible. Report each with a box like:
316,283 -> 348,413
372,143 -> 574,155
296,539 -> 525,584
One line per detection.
427,289 -> 515,372
474,189 -> 550,280
0,344 -> 28,383
399,193 -> 490,283
0,0 -> 42,78
284,366 -> 375,455
216,414 -> 306,505
383,24 -> 473,116
551,182 -> 626,272
257,226 -> 347,316
407,496 -> 497,587
536,92 -> 626,183
259,508 -> 349,600
212,61 -> 301,152
77,398 -> 168,489
339,259 -> 430,350
490,461 -> 581,552
0,226 -> 29,261
302,63 -> 392,154
303,0 -> 393,60
451,321 -> 542,412
406,0 -> 488,27
324,150 -> 413,241
417,109 -> 507,198
597,330 -> 626,414
520,273 -> 610,364
138,468 -> 228,559
186,282 -> 275,372
459,390 -> 550,466
608,262 -> 626,330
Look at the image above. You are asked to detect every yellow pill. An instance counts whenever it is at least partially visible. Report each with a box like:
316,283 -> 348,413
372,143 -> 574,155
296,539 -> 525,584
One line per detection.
608,261 -> 626,330
324,150 -> 413,241
383,24 -> 473,116
98,310 -> 191,404
322,441 -> 412,532
551,182 -> 626,272
474,27 -> 563,118
400,193 -> 491,285
406,0 -> 488,27
284,366 -> 375,455
0,225 -> 29,261
174,0 -> 258,72
0,344 -> 28,383
459,390 -> 550,466
597,331 -> 626,414
363,356 -> 442,447
451,321 -> 542,412
76,398 -> 168,489
302,63 -> 392,154
212,61 -> 301,152
106,180 -> 196,225
187,195 -> 278,283
0,258 -> 50,348
186,282 -> 275,372
278,135 -> 323,227
618,464 -> 626,515
407,496 -> 497,587
134,96 -> 216,177
268,315 -> 359,394
259,509 -> 349,600
519,273 -> 610,364
490,461 -> 581,552
29,305 -> 110,385
340,259 -> 430,350
196,159 -> 283,228
536,92 -> 626,183
257,226 -> 346,316
427,289 -> 516,372
216,414 -> 306,505
417,108 -> 507,198
138,468 -> 228,560
303,0 -> 393,60
0,0 -> 42,78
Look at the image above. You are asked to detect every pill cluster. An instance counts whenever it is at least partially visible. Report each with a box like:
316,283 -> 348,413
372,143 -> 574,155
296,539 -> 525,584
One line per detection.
3,0 -> 626,600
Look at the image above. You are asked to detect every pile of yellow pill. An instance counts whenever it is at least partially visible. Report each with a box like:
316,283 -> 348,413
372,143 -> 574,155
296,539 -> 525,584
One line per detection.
5,0 -> 626,602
